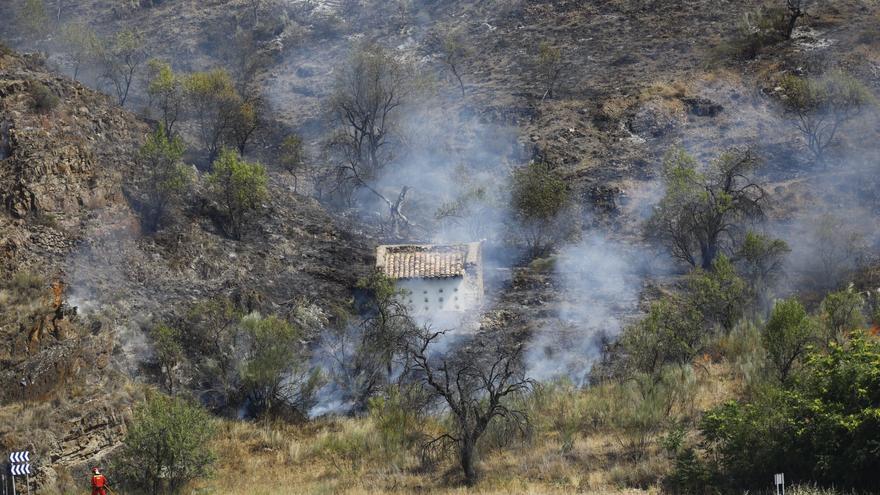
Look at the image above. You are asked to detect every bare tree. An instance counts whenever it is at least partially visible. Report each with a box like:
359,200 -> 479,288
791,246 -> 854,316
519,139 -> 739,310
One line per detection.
329,42 -> 417,232
440,29 -> 470,96
98,29 -> 148,107
783,0 -> 808,38
536,42 -> 566,101
409,330 -> 533,486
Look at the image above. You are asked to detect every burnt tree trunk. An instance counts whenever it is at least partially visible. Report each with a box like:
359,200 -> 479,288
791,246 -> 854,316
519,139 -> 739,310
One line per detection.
460,434 -> 477,486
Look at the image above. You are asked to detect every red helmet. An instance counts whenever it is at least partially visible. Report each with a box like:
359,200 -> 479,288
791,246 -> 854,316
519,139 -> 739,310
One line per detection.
92,466 -> 101,474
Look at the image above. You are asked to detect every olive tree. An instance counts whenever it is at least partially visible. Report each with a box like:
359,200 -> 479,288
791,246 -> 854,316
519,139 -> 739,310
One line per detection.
61,23 -> 99,82
98,29 -> 148,107
440,29 -> 470,96
184,69 -> 242,163
762,298 -> 818,383
205,148 -> 268,239
536,42 -> 566,101
137,125 -> 193,231
239,314 -> 323,418
280,134 -> 307,193
150,324 -> 184,394
780,71 -> 875,165
509,161 -> 579,258
647,147 -> 766,270
113,394 -> 216,495
735,231 -> 790,308
146,59 -> 185,134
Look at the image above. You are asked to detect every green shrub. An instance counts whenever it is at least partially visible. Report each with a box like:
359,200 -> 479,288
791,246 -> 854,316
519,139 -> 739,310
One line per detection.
819,286 -> 865,343
763,298 -> 819,384
686,255 -> 750,331
29,81 -> 59,113
608,366 -> 697,460
113,393 -> 216,494
700,332 -> 880,490
206,148 -> 268,240
508,161 -> 579,257
620,299 -> 703,378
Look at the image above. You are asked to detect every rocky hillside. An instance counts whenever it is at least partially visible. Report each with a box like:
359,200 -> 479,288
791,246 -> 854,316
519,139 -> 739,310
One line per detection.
1,0 -> 879,492
0,43 -> 374,488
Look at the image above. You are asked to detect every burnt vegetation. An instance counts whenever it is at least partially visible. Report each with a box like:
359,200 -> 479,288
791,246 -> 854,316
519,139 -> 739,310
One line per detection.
0,0 -> 879,494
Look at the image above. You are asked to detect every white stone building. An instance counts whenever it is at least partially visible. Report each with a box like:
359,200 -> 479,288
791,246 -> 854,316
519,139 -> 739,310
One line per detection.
376,242 -> 484,319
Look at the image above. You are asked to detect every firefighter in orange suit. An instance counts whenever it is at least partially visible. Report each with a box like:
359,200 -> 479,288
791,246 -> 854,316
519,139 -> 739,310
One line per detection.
91,466 -> 110,495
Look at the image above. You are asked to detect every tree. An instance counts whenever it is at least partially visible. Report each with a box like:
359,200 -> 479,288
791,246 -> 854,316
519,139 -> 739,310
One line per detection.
113,394 -> 216,495
328,42 -> 412,213
182,297 -> 244,404
647,147 -> 766,270
782,0 -> 809,38
280,134 -> 307,193
536,42 -> 566,101
819,286 -> 865,343
686,254 -> 750,331
146,59 -> 184,134
239,314 -> 323,418
150,324 -> 183,393
780,71 -> 875,165
619,299 -> 704,379
509,161 -> 579,258
734,231 -> 789,308
98,29 -> 148,107
409,330 -> 533,486
762,298 -> 817,383
61,23 -> 99,82
225,97 -> 261,155
184,69 -> 242,162
440,29 -> 470,96
137,125 -> 192,232
357,271 -> 415,381
205,148 -> 268,239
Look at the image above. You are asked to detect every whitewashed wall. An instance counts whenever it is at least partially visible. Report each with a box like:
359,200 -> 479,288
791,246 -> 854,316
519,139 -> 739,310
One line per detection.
396,277 -> 480,316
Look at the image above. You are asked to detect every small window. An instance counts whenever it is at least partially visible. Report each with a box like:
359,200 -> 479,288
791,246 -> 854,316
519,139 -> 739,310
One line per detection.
424,298 -> 429,303
454,296 -> 458,301
424,306 -> 429,311
408,300 -> 413,304
439,288 -> 444,293
439,297 -> 444,303
423,290 -> 428,294
453,288 -> 459,292
455,305 -> 460,310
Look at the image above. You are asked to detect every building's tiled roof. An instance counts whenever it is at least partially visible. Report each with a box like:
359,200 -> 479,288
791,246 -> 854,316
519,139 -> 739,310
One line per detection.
377,244 -> 471,279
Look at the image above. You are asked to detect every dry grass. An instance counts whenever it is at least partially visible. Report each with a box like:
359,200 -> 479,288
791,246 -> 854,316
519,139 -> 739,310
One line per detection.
186,359 -> 741,495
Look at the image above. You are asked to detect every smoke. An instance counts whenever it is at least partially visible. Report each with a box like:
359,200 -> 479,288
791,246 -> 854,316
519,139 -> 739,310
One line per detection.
524,228 -> 669,384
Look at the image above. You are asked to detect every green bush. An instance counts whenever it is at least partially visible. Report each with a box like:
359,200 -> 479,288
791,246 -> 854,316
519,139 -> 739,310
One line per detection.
620,299 -> 703,378
763,298 -> 819,384
686,255 -> 750,331
700,332 -> 880,490
508,161 -> 579,257
138,125 -> 193,231
819,286 -> 865,343
113,393 -> 216,494
206,148 -> 268,239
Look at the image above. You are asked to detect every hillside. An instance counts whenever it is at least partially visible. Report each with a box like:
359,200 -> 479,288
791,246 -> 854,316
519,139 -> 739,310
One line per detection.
1,0 -> 880,494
